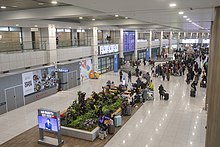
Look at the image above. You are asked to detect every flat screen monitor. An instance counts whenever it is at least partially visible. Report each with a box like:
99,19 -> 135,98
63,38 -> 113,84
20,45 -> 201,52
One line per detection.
38,116 -> 58,132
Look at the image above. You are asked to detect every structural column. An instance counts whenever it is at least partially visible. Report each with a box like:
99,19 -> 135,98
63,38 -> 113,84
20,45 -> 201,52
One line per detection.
39,24 -> 57,65
92,27 -> 98,72
205,7 -> 220,147
160,31 -> 163,54
149,31 -> 152,58
119,28 -> 124,59
169,31 -> 172,54
177,32 -> 180,51
134,30 -> 138,60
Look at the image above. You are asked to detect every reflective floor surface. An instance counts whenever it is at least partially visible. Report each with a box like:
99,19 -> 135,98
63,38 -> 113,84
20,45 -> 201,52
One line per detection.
0,63 -> 207,147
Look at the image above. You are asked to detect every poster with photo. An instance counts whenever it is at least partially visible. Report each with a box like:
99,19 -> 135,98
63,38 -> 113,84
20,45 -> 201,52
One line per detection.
80,59 -> 92,81
22,72 -> 34,96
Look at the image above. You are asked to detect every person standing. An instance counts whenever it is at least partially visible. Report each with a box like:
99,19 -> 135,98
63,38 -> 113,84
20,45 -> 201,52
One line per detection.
158,84 -> 165,100
119,70 -> 123,82
128,71 -> 132,83
143,58 -> 146,66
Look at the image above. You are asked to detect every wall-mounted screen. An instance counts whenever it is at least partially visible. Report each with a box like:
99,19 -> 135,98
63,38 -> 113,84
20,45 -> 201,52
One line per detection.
123,31 -> 135,52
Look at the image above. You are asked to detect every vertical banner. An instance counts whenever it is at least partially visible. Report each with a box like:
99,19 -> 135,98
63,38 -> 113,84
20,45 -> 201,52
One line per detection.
22,72 -> 34,96
114,54 -> 118,72
146,48 -> 150,61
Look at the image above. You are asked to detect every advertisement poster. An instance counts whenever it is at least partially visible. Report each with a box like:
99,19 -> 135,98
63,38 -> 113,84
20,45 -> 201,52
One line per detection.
22,72 -> 34,96
80,59 -> 92,81
114,54 -> 118,72
22,67 -> 56,96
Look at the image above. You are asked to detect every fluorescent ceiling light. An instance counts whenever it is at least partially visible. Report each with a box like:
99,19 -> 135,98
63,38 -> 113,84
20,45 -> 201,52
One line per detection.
125,17 -> 128,19
178,11 -> 184,15
183,16 -> 187,18
1,6 -> 6,9
169,3 -> 177,7
186,18 -> 190,21
115,14 -> 119,17
69,27 -> 71,29
51,1 -> 58,4
79,17 -> 83,19
15,24 -> 19,27
189,20 -> 192,22
34,25 -> 38,27
92,18 -> 95,21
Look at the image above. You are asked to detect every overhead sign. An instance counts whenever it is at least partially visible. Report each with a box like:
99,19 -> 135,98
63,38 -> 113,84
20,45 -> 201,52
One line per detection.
55,68 -> 69,73
22,72 -> 34,96
203,39 -> 210,44
181,39 -> 199,44
99,44 -> 119,55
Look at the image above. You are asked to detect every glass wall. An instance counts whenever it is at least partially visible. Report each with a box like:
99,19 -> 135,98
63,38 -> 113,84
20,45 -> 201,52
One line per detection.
98,56 -> 114,73
138,50 -> 146,60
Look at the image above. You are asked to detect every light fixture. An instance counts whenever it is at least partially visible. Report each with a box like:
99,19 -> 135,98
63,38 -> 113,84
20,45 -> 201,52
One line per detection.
79,17 -> 83,19
92,18 -> 95,21
186,18 -> 190,21
34,25 -> 38,27
12,6 -> 18,8
125,17 -> 128,19
178,11 -> 184,15
69,27 -> 71,29
189,20 -> 192,23
51,1 -> 58,4
1,6 -> 6,9
183,16 -> 187,18
15,24 -> 19,27
38,3 -> 44,5
115,14 -> 119,17
169,3 -> 177,7
88,28 -> 91,29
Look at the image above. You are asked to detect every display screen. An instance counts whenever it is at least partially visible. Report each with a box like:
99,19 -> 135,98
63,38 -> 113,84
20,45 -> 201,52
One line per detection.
38,116 -> 58,132
123,31 -> 135,52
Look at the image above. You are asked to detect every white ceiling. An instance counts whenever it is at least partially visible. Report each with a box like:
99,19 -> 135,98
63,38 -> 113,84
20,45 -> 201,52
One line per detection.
0,0 -> 219,31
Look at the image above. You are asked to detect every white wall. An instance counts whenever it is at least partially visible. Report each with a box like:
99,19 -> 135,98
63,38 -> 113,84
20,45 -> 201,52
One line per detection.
57,46 -> 93,62
137,40 -> 148,49
0,51 -> 48,72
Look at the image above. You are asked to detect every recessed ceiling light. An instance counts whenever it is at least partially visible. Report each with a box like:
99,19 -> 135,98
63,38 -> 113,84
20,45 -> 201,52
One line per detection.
34,25 -> 38,27
189,20 -> 192,23
183,16 -> 187,18
12,6 -> 18,8
115,14 -> 119,17
89,28 -> 91,30
125,17 -> 128,19
178,11 -> 184,15
92,18 -> 95,21
51,1 -> 58,4
186,18 -> 190,21
15,24 -> 19,27
79,17 -> 83,19
169,3 -> 177,7
69,27 -> 71,29
1,6 -> 6,9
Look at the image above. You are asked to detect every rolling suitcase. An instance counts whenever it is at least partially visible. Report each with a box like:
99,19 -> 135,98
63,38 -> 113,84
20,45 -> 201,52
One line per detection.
108,124 -> 115,134
126,105 -> 132,116
99,131 -> 105,140
164,93 -> 169,100
190,90 -> 196,97
114,115 -> 122,127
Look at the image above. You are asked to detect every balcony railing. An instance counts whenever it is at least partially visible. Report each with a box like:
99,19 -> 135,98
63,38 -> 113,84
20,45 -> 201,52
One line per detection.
0,41 -> 47,53
57,39 -> 91,49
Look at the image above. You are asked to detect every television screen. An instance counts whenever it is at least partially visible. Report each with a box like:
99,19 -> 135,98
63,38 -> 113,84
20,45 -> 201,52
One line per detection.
38,116 -> 58,132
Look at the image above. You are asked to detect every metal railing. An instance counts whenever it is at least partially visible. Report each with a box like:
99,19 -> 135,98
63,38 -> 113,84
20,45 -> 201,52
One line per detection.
57,39 -> 92,49
98,39 -> 120,45
0,41 -> 47,53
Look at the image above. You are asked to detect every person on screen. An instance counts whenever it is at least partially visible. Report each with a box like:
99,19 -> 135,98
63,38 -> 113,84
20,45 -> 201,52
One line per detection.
45,118 -> 52,131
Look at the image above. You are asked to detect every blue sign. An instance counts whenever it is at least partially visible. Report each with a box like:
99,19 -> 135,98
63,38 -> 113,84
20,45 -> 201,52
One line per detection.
146,48 -> 150,61
114,54 -> 118,72
123,31 -> 135,52
55,68 -> 69,73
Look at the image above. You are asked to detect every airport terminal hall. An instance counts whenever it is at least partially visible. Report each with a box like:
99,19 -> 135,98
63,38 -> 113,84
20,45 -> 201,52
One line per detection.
1,0 -> 220,147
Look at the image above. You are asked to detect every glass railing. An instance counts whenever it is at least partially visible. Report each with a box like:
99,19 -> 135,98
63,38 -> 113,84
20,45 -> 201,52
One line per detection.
57,39 -> 91,49
98,39 -> 120,45
0,41 -> 47,53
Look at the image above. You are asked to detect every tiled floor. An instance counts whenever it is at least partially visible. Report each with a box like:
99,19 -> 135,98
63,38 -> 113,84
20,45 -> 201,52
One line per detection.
0,63 -> 207,147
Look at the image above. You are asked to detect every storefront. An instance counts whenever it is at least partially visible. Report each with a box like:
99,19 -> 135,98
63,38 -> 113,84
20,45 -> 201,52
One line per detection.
138,49 -> 146,60
151,47 -> 160,59
98,44 -> 119,73
124,52 -> 134,62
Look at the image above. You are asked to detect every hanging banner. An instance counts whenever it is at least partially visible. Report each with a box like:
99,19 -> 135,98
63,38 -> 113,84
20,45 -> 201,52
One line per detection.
80,59 -> 93,81
114,54 -> 118,72
22,72 -> 34,96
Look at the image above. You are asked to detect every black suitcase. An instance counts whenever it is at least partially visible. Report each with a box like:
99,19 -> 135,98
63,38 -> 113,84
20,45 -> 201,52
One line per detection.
190,90 -> 196,97
164,93 -> 169,100
108,124 -> 115,134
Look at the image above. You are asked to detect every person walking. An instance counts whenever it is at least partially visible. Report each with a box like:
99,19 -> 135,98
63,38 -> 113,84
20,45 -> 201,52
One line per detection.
128,71 -> 132,83
119,70 -> 123,82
